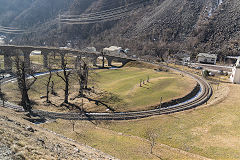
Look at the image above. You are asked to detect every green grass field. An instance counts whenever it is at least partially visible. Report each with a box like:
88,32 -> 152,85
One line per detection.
3,63 -> 195,112
96,67 -> 196,111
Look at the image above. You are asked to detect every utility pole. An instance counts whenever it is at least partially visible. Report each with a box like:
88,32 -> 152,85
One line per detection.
160,97 -> 162,108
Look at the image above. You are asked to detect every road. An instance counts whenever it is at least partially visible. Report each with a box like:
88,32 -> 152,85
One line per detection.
191,63 -> 233,73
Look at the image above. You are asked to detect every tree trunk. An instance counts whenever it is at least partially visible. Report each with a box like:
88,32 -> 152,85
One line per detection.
46,71 -> 52,102
21,88 -> 31,112
79,79 -> 84,97
84,68 -> 88,89
150,145 -> 153,154
64,78 -> 69,103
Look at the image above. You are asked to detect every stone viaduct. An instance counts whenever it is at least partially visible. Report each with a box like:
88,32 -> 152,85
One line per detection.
0,45 -> 135,72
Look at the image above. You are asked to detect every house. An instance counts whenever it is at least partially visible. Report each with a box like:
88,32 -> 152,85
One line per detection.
175,53 -> 191,65
230,57 -> 240,84
197,53 -> 217,65
103,46 -> 127,57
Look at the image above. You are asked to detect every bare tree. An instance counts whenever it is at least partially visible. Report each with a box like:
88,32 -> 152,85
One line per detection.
75,55 -> 90,97
13,55 -> 37,114
146,129 -> 158,154
55,53 -> 72,103
50,80 -> 56,95
43,53 -> 55,103
45,67 -> 53,103
70,120 -> 76,131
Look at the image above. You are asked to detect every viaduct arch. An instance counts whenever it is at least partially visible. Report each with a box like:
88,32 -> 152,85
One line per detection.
0,45 -> 135,71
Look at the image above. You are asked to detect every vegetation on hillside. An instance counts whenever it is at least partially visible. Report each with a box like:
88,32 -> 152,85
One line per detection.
1,0 -> 239,59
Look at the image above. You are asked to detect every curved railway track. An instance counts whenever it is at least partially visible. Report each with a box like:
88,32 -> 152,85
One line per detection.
1,64 -> 212,120
34,65 -> 212,120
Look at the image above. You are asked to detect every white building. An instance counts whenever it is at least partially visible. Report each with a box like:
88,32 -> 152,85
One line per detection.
103,46 -> 127,57
230,57 -> 240,84
197,53 -> 217,65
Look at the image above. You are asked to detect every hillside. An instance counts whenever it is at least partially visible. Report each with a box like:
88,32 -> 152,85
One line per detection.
0,0 -> 239,57
0,107 -> 115,159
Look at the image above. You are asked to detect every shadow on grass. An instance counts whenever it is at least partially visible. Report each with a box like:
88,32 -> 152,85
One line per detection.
83,96 -> 115,112
152,153 -> 163,160
60,102 -> 82,112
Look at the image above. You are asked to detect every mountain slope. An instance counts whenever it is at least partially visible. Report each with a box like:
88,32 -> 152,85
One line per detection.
1,0 -> 239,57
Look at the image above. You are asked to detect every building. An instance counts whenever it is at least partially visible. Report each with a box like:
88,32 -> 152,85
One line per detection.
224,56 -> 239,65
197,53 -> 217,64
175,53 -> 191,65
230,57 -> 240,84
103,46 -> 127,57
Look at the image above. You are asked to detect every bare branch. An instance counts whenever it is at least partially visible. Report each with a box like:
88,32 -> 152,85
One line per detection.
56,71 -> 66,82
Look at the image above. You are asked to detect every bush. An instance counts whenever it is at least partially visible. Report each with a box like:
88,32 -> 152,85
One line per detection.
202,70 -> 210,78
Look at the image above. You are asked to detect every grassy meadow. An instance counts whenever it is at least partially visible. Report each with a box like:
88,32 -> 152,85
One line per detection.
2,62 -> 195,112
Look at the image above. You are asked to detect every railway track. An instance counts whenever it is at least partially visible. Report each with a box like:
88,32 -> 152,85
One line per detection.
1,65 -> 212,121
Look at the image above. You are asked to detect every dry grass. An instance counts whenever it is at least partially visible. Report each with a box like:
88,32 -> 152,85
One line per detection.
0,107 -> 114,159
43,119 -> 209,160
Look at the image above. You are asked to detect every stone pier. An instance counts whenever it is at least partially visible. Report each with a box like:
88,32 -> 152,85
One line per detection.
107,57 -> 113,66
4,55 -> 12,71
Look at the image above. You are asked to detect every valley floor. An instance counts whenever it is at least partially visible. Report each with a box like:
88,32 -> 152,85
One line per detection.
1,62 -> 238,159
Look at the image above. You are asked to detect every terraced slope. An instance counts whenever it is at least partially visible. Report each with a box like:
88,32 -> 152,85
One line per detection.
1,0 -> 240,55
